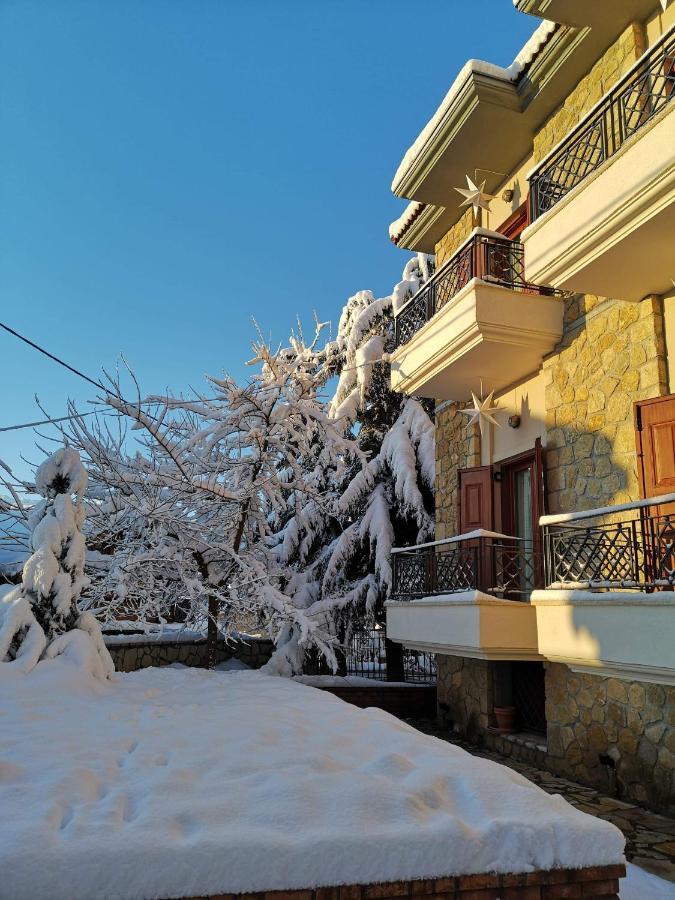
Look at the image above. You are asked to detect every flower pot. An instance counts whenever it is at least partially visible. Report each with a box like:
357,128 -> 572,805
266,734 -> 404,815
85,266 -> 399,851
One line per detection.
493,705 -> 517,733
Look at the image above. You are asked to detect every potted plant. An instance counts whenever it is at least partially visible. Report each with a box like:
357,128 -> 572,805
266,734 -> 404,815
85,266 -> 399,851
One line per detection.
493,705 -> 517,733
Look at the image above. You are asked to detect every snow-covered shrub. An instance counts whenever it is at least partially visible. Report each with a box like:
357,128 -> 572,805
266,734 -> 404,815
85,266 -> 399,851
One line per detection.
0,448 -> 114,678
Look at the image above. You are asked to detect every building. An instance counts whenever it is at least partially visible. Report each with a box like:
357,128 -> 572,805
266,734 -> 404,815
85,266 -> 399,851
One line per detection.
385,0 -> 675,814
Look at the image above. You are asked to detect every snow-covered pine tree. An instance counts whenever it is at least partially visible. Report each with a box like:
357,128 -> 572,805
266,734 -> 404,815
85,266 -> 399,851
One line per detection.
267,254 -> 436,674
0,447 -> 114,677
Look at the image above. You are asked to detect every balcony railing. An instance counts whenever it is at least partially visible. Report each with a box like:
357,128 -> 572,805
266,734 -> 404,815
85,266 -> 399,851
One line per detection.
391,529 -> 542,601
541,493 -> 675,591
393,232 -> 561,349
529,26 -> 675,221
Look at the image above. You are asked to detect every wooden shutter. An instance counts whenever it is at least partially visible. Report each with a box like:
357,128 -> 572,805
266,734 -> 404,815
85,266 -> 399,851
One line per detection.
459,466 -> 493,533
636,395 -> 675,502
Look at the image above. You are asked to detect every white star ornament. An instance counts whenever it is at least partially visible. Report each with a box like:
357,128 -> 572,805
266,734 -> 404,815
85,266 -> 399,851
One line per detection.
454,176 -> 493,217
459,391 -> 503,437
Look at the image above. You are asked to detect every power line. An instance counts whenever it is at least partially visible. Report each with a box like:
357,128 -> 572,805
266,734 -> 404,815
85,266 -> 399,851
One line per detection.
0,410 -> 99,433
0,320 -> 106,392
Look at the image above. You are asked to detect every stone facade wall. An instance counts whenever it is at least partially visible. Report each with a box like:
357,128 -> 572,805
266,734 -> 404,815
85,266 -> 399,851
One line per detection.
543,295 -> 668,514
434,209 -> 473,267
545,664 -> 675,814
436,655 -> 493,741
106,636 -> 275,673
533,23 -> 647,163
435,402 -> 480,540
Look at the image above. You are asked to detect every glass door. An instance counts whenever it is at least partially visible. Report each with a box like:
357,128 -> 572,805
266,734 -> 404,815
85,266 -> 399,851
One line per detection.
499,444 -> 543,598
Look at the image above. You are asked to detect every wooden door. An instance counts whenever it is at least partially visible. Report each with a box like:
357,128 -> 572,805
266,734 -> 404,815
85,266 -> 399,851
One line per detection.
636,395 -> 675,502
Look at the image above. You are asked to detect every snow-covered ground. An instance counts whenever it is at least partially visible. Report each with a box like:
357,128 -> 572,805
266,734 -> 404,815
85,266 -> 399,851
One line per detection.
0,661 -> 630,900
622,864 -> 675,899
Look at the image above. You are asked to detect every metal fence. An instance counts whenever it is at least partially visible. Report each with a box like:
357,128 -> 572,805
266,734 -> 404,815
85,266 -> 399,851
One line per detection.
394,234 -> 561,349
529,26 -> 675,220
345,625 -> 436,684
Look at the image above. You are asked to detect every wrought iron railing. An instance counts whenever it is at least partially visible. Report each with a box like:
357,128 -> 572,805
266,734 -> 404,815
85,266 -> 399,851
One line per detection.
541,494 -> 675,590
529,26 -> 675,220
391,531 -> 542,600
394,232 -> 561,348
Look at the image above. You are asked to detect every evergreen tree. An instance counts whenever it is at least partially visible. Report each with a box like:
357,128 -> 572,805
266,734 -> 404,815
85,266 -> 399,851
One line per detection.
267,255 -> 435,673
0,448 -> 114,677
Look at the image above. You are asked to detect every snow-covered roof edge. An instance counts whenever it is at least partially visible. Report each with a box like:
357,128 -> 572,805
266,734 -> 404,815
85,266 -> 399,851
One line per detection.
389,200 -> 426,244
391,20 -> 557,194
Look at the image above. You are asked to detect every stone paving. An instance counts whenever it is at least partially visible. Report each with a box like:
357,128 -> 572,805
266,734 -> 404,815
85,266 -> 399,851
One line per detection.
408,719 -> 675,884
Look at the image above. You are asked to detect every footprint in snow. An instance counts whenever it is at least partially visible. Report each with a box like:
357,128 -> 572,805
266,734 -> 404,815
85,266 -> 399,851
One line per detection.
168,813 -> 199,841
59,805 -> 74,830
119,740 -> 139,767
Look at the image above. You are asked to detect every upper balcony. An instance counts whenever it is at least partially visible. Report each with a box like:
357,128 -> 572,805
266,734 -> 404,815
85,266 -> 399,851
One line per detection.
390,230 -> 564,401
522,26 -> 675,300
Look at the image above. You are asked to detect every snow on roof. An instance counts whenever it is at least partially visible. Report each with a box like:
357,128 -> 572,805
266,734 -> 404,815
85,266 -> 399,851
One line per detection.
391,20 -> 557,193
389,200 -> 426,244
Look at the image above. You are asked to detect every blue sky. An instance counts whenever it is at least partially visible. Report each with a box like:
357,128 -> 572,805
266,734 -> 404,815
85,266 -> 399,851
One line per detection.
0,1 -> 536,477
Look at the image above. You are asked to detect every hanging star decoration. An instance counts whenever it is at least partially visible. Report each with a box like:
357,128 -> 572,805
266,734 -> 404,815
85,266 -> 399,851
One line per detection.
454,175 -> 494,217
459,389 -> 503,438
661,0 -> 669,12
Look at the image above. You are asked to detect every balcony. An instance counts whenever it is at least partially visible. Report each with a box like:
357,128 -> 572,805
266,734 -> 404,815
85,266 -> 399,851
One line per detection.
533,494 -> 675,684
523,26 -> 675,300
385,531 -> 541,660
390,230 -> 564,401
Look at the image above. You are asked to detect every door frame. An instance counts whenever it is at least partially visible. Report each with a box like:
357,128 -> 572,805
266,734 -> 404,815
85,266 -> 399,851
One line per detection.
498,443 -> 545,539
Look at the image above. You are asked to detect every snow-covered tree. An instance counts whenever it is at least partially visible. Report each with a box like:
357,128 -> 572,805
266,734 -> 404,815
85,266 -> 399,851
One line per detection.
64,325 -> 361,668
0,448 -> 114,678
267,255 -> 435,673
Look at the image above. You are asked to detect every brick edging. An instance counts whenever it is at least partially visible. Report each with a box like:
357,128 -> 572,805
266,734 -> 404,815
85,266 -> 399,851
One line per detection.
181,863 -> 626,900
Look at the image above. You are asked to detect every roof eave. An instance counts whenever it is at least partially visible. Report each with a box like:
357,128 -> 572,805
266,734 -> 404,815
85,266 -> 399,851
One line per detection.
391,204 -> 454,253
391,71 -> 524,206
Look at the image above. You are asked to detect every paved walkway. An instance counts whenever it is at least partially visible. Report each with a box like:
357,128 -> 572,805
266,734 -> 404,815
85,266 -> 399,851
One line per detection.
409,719 -> 675,884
